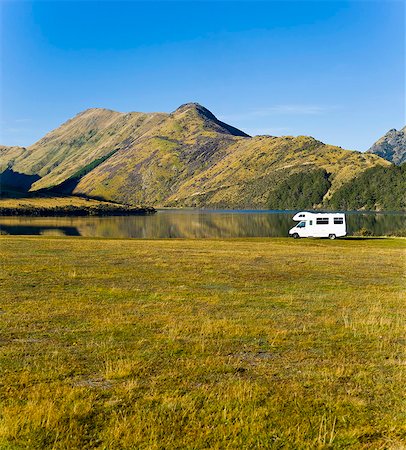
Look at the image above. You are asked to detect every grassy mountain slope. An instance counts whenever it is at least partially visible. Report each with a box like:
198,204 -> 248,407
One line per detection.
0,146 -> 27,172
159,135 -> 387,208
72,104 -> 248,205
0,103 -> 392,209
72,105 -> 388,208
8,108 -> 165,190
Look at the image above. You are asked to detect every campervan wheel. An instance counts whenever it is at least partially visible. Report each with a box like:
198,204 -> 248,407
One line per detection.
329,234 -> 336,240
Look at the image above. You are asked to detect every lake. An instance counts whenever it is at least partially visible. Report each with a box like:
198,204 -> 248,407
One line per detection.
0,210 -> 404,238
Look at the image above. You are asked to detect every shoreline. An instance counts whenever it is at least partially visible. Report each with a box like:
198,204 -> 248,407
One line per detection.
1,205 -> 404,217
0,205 -> 156,217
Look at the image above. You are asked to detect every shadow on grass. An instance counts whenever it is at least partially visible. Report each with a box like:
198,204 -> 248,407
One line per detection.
343,236 -> 387,240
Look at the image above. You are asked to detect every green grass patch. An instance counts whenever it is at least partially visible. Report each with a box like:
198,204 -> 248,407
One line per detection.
0,237 -> 405,448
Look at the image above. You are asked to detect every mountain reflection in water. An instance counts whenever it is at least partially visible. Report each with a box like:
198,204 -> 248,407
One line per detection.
0,210 -> 404,238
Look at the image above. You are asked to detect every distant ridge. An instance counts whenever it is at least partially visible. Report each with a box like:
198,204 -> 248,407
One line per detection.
367,126 -> 406,165
0,103 -> 394,210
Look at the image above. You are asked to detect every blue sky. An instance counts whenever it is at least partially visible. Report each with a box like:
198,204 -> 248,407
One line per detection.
1,0 -> 404,151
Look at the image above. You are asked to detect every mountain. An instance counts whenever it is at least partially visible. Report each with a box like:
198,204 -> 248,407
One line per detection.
0,103 -> 248,191
367,127 -> 406,165
0,103 -> 392,209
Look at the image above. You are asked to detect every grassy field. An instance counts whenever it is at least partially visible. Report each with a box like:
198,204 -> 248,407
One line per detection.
0,237 -> 405,449
0,195 -> 114,208
0,196 -> 155,217
0,195 -> 116,209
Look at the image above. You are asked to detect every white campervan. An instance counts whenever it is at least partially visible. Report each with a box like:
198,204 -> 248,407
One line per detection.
289,212 -> 346,239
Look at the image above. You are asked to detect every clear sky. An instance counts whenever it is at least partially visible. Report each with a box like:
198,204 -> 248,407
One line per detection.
1,0 -> 404,151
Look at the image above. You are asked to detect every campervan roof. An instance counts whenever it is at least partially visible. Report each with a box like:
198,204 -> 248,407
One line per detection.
292,211 -> 345,221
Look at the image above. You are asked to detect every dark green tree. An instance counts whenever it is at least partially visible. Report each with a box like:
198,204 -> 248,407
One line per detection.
268,169 -> 331,209
328,164 -> 406,211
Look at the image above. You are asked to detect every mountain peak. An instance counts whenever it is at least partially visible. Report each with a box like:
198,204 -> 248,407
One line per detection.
173,102 -> 217,120
367,126 -> 406,165
173,102 -> 250,138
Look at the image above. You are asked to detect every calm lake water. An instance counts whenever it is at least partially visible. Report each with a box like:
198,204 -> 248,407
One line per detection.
0,210 -> 404,238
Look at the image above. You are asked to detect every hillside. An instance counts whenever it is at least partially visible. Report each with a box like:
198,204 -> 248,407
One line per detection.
0,103 -> 392,209
156,135 -> 387,209
328,163 -> 406,211
0,145 -> 27,173
367,127 -> 406,165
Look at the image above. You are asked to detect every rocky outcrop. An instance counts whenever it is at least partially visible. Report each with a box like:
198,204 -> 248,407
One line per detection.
367,127 -> 406,165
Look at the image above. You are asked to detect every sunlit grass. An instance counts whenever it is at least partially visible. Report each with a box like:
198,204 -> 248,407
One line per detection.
0,237 -> 405,449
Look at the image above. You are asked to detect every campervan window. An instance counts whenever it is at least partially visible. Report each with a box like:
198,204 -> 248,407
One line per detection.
297,221 -> 306,228
334,217 -> 343,224
316,218 -> 329,225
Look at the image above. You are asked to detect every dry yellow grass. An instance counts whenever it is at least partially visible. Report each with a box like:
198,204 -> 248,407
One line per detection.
0,196 -> 119,209
0,236 -> 405,449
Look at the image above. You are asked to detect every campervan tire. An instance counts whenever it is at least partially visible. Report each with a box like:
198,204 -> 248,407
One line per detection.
293,233 -> 299,239
329,234 -> 336,240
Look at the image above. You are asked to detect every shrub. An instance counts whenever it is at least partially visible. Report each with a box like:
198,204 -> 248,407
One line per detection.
354,227 -> 374,237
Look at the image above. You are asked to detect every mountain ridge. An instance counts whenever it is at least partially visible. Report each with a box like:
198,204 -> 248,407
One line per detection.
0,103 -> 395,210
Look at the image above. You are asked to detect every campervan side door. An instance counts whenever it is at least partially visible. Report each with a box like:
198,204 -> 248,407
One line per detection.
312,217 -> 330,237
